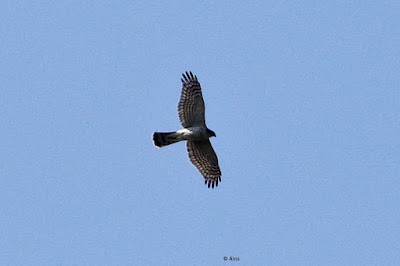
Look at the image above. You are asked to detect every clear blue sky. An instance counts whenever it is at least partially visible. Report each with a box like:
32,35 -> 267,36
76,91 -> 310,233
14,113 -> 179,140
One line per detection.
1,1 -> 399,265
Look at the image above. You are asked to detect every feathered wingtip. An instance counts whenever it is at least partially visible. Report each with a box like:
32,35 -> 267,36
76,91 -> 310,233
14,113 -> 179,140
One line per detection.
205,176 -> 222,189
181,71 -> 198,83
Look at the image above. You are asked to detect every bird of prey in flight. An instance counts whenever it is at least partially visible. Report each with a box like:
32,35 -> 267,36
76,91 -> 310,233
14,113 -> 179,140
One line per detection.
153,72 -> 221,188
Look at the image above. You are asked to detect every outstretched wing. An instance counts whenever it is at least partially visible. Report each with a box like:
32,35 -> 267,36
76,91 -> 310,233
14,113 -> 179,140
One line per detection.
178,71 -> 206,127
187,140 -> 221,188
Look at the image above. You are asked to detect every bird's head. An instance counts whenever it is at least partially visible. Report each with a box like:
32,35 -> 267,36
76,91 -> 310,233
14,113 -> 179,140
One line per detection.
207,128 -> 216,137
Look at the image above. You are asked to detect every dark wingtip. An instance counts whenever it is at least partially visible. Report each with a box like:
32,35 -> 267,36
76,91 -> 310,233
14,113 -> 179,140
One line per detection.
204,178 -> 221,189
182,71 -> 198,82
204,180 -> 217,189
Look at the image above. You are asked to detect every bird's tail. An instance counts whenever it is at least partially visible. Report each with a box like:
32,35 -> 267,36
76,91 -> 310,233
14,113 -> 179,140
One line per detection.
152,132 -> 180,148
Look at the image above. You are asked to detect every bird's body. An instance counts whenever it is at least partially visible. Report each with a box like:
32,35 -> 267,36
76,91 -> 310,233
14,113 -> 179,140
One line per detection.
177,127 -> 212,140
153,72 -> 221,188
153,127 -> 213,147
